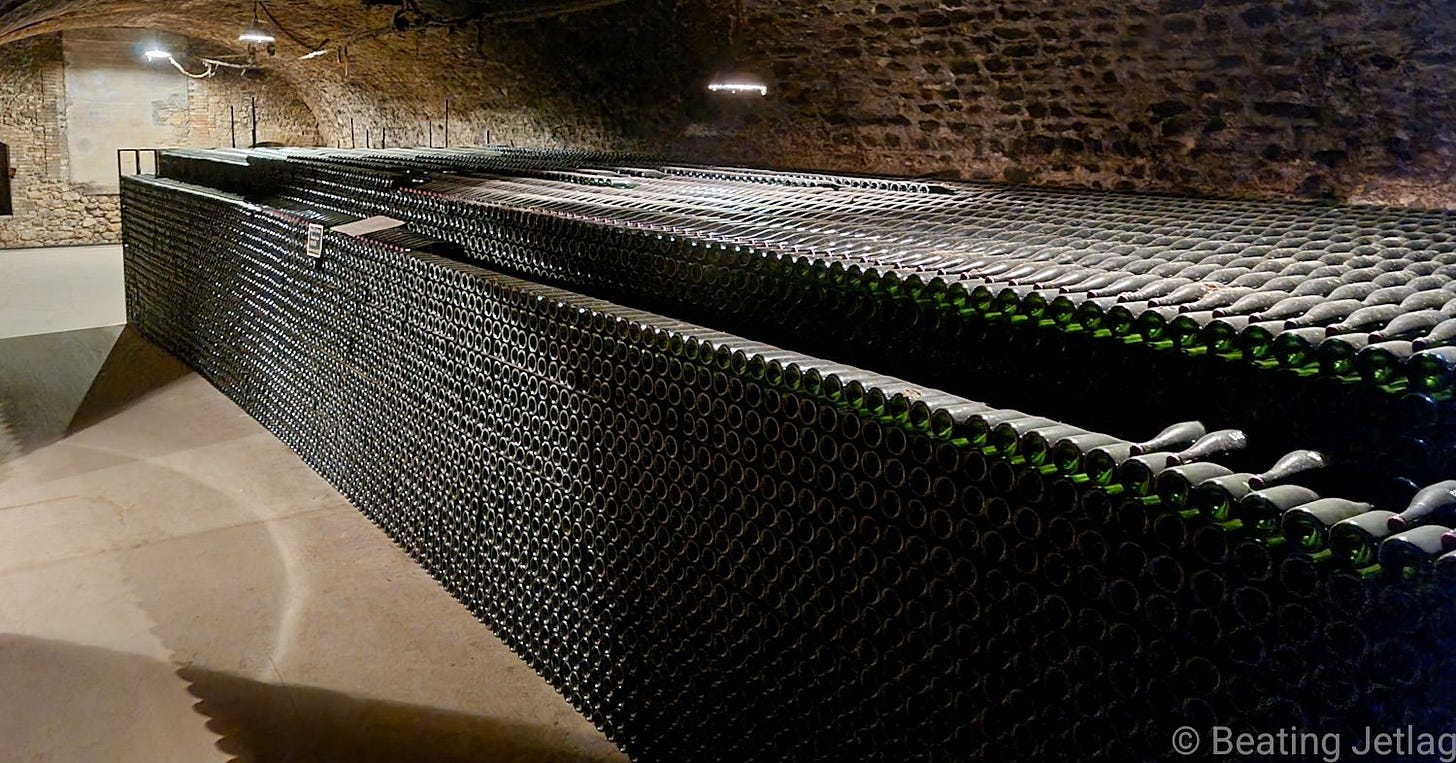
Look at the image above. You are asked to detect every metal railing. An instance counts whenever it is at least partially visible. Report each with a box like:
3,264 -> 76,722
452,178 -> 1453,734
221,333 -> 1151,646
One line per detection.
116,148 -> 161,180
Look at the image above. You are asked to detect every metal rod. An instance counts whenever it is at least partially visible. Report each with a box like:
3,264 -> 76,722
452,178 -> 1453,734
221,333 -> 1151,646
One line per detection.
350,117 -> 356,148
230,105 -> 237,148
444,98 -> 450,147
250,96 -> 258,147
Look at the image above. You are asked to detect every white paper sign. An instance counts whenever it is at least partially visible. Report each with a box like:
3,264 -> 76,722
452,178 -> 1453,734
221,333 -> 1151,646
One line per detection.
330,216 -> 407,237
306,223 -> 325,259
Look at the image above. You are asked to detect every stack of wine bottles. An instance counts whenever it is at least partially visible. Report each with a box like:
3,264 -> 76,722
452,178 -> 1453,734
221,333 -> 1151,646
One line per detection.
149,147 -> 1456,507
122,163 -> 1456,761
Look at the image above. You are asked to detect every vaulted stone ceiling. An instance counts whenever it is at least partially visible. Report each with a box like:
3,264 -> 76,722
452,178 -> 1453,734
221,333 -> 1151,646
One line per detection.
0,0 -> 738,149
5,0 -> 1455,207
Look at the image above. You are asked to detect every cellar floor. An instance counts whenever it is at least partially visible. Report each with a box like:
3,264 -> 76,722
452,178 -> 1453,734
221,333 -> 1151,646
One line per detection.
0,248 -> 625,762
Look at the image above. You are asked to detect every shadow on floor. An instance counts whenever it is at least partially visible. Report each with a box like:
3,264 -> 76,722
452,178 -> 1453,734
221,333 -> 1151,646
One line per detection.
179,663 -> 618,763
0,323 -> 124,456
0,634 -> 615,763
68,323 -> 190,435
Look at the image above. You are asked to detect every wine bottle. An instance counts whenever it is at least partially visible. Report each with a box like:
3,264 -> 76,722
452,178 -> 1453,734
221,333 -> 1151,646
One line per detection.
1354,340 -> 1413,385
962,409 -> 1033,448
1051,432 -> 1126,478
1316,333 -> 1370,377
1378,525 -> 1450,578
1211,290 -> 1291,318
1322,304 -> 1405,337
1248,294 -> 1330,322
1411,317 -> 1456,350
1155,462 -> 1235,509
1017,423 -> 1089,467
1282,497 -> 1375,550
1234,484 -> 1320,536
1386,480 -> 1456,531
1329,510 -> 1398,568
1165,429 -> 1249,466
1271,326 -> 1328,370
1407,346 -> 1456,392
1188,451 -> 1326,521
1178,286 -> 1258,314
1283,299 -> 1364,329
987,416 -> 1061,456
1128,421 -> 1207,456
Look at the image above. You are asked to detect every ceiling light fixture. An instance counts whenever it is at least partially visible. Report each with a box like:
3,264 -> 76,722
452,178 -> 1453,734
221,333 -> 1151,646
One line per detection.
143,47 -> 172,61
239,1 -> 276,44
707,78 -> 768,97
707,5 -> 768,99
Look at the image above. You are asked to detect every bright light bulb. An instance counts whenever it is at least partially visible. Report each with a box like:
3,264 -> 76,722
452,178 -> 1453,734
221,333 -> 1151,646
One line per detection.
708,81 -> 769,97
144,48 -> 171,62
239,22 -> 275,44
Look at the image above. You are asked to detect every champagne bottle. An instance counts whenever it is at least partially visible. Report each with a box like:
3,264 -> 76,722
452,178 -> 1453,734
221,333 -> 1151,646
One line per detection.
1407,346 -> 1456,392
1155,462 -> 1235,509
1165,429 -> 1249,466
1378,525 -> 1450,578
1188,451 -> 1326,521
1211,290 -> 1291,318
1329,510 -> 1398,568
1118,277 -> 1194,303
1368,309 -> 1454,342
1282,497 -> 1375,550
1234,484 -> 1320,536
1411,317 -> 1456,350
1127,421 -> 1208,456
987,416 -> 1061,456
1283,299 -> 1364,329
1083,419 -> 1205,486
1178,286 -> 1258,314
1271,326 -> 1328,370
1316,333 -> 1370,377
962,409 -> 1033,448
1017,423 -> 1089,467
1248,294 -> 1331,322
1322,303 -> 1405,337
1393,288 -> 1456,313
1051,432 -> 1126,478
1354,340 -> 1413,385
1386,480 -> 1456,531
928,401 -> 995,444
1288,275 -> 1345,297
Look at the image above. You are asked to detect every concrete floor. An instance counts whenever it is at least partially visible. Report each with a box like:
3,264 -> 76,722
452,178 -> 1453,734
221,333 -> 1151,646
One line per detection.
0,246 -> 626,762
0,245 -> 127,340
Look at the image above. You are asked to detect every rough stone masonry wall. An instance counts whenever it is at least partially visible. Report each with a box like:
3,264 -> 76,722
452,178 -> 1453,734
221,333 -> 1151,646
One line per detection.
0,34 -> 320,249
6,0 -> 1456,211
0,36 -> 119,248
653,0 -> 1456,208
186,74 -> 323,150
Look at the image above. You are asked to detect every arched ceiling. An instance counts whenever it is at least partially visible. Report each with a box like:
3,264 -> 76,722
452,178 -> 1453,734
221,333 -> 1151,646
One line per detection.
0,0 -> 737,148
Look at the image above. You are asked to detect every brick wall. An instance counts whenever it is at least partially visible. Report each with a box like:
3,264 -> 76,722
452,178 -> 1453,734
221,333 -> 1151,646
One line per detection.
5,1 -> 1456,210
616,0 -> 1456,208
0,36 -> 119,248
0,33 -> 320,249
187,75 -> 323,149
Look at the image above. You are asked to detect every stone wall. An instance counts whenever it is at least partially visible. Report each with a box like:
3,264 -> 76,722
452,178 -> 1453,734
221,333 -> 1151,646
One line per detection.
0,36 -> 120,248
6,1 -> 1456,211
0,33 -> 320,249
652,0 -> 1456,208
369,0 -> 1456,209
186,74 -> 323,150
